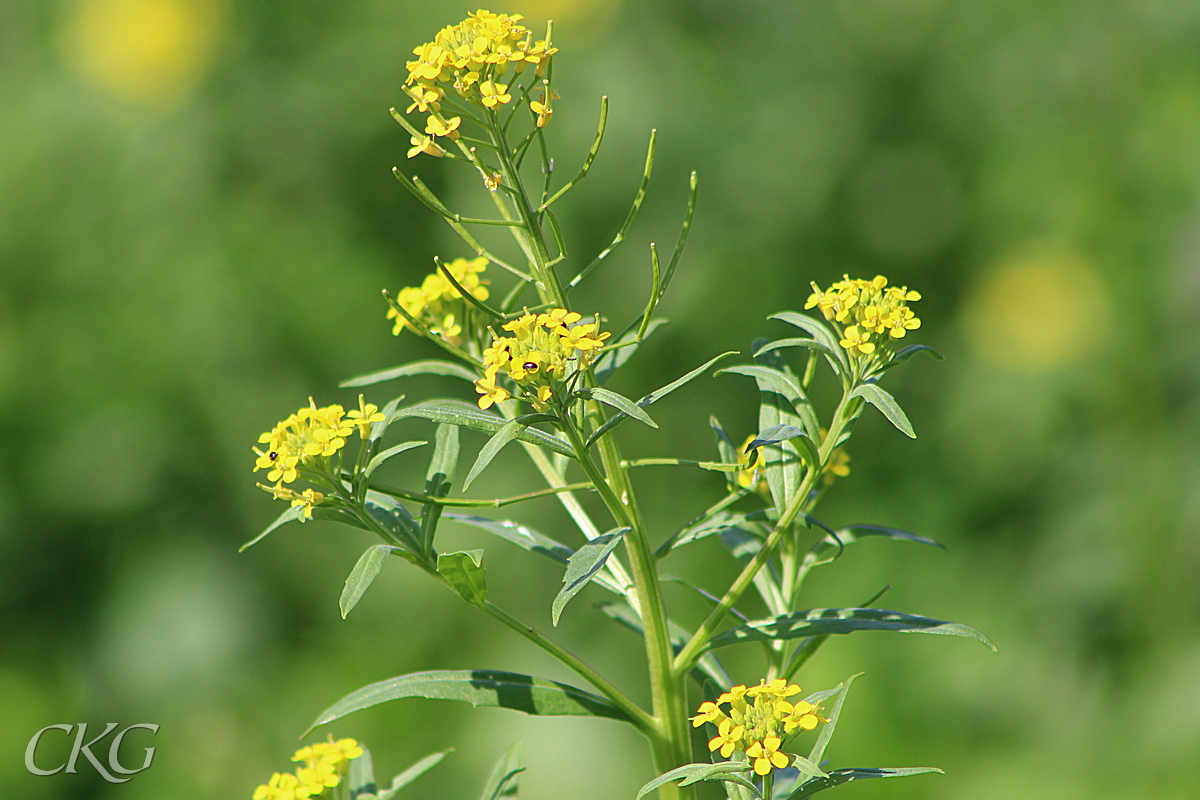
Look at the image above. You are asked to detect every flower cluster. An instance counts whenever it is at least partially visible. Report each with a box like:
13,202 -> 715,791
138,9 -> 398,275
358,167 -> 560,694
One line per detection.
253,397 -> 383,511
691,680 -> 824,776
403,10 -> 556,156
475,308 -> 609,410
805,275 -> 921,357
252,737 -> 363,800
388,257 -> 490,345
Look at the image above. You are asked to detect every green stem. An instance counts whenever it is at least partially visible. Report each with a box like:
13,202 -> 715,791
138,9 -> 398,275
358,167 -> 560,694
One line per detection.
480,600 -> 656,735
673,389 -> 860,675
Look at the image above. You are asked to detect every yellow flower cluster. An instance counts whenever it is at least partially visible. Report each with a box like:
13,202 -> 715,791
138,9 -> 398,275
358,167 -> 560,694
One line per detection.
252,737 -> 363,800
691,680 -> 823,777
253,397 -> 383,487
805,275 -> 921,357
388,257 -> 490,345
475,308 -> 609,410
403,10 -> 556,156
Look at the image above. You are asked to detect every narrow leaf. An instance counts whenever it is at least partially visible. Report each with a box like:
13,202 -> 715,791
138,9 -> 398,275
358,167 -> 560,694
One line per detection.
747,424 -> 820,474
397,400 -> 574,458
753,337 -> 844,366
437,550 -> 487,608
582,387 -> 657,428
585,351 -> 737,448
636,762 -> 758,800
307,669 -> 631,733
849,383 -> 915,438
479,743 -> 522,800
807,525 -> 945,564
596,602 -> 732,688
443,513 -> 573,566
552,529 -> 627,625
364,440 -> 428,479
341,544 -> 407,619
769,311 -> 848,376
240,504 -> 306,551
786,767 -> 943,799
347,744 -> 377,799
369,395 -> 407,444
420,424 -> 459,552
807,673 -> 860,766
707,607 -> 997,652
364,491 -> 422,549
464,419 -> 523,490
378,750 -> 451,800
342,360 -> 479,387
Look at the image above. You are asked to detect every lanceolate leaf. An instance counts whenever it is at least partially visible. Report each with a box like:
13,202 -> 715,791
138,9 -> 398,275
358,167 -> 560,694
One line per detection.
342,360 -> 480,387
706,607 -> 997,652
806,524 -> 945,564
753,337 -> 844,367
239,504 -> 307,551
464,419 -> 523,491
420,424 -> 459,552
585,351 -> 737,448
364,491 -> 422,547
479,743 -> 522,800
785,767 -> 943,799
655,509 -> 769,558
437,550 -> 488,608
849,383 -> 915,438
397,400 -> 574,458
347,744 -> 377,799
378,750 -> 451,800
747,424 -> 820,474
807,673 -> 860,766
307,670 -> 632,732
365,440 -> 428,479
578,387 -> 658,428
341,544 -> 409,619
635,762 -> 759,800
769,311 -> 849,376
442,514 -> 627,596
552,529 -> 627,625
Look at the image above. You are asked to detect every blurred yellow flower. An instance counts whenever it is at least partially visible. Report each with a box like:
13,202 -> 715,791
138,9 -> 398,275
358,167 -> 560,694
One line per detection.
966,244 -> 1107,372
65,0 -> 223,105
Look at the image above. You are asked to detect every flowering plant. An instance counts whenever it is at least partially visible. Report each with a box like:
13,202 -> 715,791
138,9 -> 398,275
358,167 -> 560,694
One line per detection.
244,10 -> 993,800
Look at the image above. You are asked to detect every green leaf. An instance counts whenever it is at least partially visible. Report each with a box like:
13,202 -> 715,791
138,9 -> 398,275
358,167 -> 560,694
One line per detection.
464,419 -> 523,491
552,529 -> 627,625
747,424 -> 820,474
789,755 -> 829,782
718,364 -> 819,441
364,440 -> 428,479
441,514 -> 628,597
769,311 -> 849,376
377,750 -> 452,800
369,395 -> 407,444
596,601 -> 732,688
437,550 -> 487,608
807,673 -> 859,766
239,504 -> 307,551
342,544 -> 408,618
785,767 -> 943,799
342,360 -> 480,388
586,351 -> 737,448
347,744 -> 377,799
479,743 -> 522,800
707,607 -> 997,652
806,524 -> 945,565
364,491 -> 421,548
579,387 -> 658,428
635,762 -> 759,800
849,383 -> 915,438
888,343 -> 943,365
593,319 -> 668,384
397,400 -> 574,458
655,510 -> 769,558
420,424 -> 459,552
307,669 -> 631,733
753,337 -> 844,367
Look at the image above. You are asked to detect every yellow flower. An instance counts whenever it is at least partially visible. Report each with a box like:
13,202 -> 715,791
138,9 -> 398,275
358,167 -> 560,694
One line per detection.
708,718 -> 746,758
346,395 -> 386,438
691,701 -> 724,727
407,135 -> 445,158
745,735 -> 790,776
252,401 -> 352,484
425,114 -> 462,139
475,309 -> 609,410
838,325 -> 875,355
479,79 -> 511,107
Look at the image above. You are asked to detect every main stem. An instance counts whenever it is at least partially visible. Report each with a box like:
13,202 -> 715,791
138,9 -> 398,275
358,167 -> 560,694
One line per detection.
488,112 -> 691,798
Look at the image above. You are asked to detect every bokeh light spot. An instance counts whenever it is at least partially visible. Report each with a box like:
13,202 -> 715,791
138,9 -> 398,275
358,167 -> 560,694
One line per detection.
965,244 -> 1108,372
65,0 -> 223,106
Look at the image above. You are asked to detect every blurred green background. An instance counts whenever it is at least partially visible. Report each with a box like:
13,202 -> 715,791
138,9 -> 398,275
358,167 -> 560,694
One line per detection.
3,0 -> 1199,797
